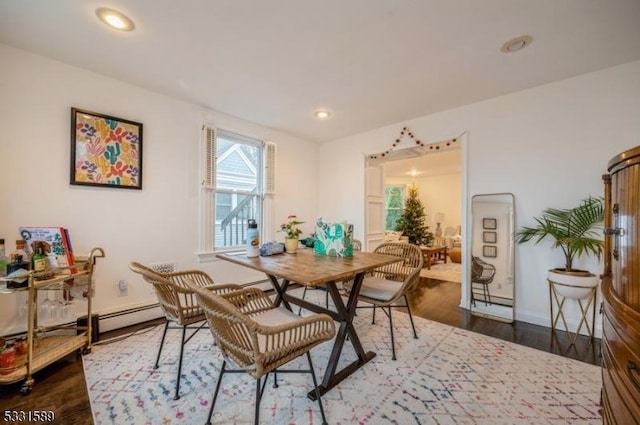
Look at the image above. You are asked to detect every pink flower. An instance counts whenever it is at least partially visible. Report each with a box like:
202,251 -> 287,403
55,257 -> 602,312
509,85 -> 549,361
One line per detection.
280,215 -> 305,239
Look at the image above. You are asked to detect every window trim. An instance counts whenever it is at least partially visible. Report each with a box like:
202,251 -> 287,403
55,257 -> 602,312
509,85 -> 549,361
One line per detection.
198,124 -> 266,261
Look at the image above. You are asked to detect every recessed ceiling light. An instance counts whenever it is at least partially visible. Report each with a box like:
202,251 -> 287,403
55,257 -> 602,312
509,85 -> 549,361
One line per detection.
314,110 -> 331,119
500,35 -> 532,53
95,7 -> 135,31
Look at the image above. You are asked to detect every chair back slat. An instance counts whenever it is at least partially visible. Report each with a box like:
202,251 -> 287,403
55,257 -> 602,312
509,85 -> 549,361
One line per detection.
352,239 -> 362,252
129,261 -> 240,325
167,270 -> 213,288
472,256 -> 496,283
371,242 -> 424,299
187,283 -> 260,373
129,261 -> 184,321
188,281 -> 335,379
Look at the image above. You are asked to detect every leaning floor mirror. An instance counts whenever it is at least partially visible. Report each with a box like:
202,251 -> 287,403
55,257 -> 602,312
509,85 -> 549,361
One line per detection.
470,193 -> 515,323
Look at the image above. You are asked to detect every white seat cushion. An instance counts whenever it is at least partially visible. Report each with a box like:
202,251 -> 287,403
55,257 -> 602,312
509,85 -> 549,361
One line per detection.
358,276 -> 401,302
253,306 -> 300,327
252,306 -> 304,351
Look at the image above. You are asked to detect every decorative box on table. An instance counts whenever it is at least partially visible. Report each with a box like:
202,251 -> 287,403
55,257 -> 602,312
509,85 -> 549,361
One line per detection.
313,218 -> 354,257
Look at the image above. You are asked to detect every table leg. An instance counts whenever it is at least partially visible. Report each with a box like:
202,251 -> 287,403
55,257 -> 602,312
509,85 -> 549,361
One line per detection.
307,272 -> 376,400
268,275 -> 292,311
272,272 -> 377,400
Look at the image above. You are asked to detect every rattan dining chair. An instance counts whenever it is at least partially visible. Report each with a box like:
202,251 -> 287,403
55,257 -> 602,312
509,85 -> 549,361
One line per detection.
343,242 -> 423,360
186,282 -> 336,425
128,261 -> 241,400
298,239 -> 362,315
471,256 -> 496,306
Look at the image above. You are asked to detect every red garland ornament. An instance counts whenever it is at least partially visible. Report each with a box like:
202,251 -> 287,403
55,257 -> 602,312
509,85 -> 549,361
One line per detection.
381,126 -> 456,158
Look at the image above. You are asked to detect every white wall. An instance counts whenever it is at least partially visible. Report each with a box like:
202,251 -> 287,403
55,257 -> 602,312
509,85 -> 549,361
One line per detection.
0,44 -> 319,332
2,41 -> 638,338
319,60 -> 640,336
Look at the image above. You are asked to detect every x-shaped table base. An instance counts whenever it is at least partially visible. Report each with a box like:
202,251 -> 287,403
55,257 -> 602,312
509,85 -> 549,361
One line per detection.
267,272 -> 375,400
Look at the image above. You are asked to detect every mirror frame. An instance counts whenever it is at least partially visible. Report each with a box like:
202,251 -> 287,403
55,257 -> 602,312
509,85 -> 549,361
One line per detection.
470,193 -> 515,323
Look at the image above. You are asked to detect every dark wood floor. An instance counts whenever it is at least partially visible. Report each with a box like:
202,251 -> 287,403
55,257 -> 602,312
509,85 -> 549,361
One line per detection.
0,277 -> 601,424
406,278 -> 601,366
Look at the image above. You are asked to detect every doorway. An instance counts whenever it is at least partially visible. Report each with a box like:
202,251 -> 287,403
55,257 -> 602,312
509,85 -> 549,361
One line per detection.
364,134 -> 469,311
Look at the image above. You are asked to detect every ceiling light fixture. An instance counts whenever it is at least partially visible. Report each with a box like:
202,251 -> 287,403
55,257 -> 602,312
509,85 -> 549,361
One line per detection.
314,110 -> 331,120
500,35 -> 532,53
95,7 -> 135,31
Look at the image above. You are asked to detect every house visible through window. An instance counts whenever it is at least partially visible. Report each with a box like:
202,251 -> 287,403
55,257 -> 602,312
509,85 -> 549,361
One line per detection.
385,185 -> 405,231
203,127 -> 264,252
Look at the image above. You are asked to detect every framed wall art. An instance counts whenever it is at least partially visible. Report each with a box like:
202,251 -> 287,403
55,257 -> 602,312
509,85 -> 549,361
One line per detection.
483,245 -> 497,258
483,231 -> 497,244
70,107 -> 143,189
482,218 -> 497,230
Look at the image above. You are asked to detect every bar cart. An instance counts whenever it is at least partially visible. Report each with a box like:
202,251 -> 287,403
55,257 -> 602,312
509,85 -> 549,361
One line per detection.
0,247 -> 105,394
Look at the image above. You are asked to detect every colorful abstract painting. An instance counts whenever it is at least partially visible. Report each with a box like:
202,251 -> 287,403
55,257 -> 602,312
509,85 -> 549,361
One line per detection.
71,108 -> 143,189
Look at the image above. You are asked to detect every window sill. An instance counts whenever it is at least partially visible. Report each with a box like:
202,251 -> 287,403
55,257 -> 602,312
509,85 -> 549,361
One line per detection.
196,248 -> 245,263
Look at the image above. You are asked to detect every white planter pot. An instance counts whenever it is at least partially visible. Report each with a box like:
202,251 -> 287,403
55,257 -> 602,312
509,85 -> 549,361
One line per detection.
547,269 -> 599,300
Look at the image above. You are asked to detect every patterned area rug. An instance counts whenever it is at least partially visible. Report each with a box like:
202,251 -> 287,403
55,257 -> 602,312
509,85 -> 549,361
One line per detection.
419,261 -> 462,283
83,288 -> 601,424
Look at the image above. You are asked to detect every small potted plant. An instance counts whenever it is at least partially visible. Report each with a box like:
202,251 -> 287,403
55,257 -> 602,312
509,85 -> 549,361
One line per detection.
515,196 -> 604,298
280,214 -> 305,253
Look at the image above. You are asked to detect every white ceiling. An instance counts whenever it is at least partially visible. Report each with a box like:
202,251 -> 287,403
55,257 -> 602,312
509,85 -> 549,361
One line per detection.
1,1 -> 639,144
383,149 -> 461,179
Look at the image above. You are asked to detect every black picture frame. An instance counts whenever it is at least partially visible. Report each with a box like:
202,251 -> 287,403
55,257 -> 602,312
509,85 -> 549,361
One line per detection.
482,218 -> 497,230
483,231 -> 497,244
70,107 -> 143,189
483,245 -> 497,258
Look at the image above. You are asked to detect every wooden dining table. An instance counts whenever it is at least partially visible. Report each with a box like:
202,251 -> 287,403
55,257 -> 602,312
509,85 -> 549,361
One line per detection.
217,248 -> 401,400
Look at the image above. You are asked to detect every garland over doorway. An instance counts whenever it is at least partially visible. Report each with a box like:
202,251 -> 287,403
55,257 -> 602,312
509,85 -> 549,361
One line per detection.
367,127 -> 460,164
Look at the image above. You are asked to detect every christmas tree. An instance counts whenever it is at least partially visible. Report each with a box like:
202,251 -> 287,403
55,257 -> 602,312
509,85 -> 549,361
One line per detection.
395,184 -> 434,245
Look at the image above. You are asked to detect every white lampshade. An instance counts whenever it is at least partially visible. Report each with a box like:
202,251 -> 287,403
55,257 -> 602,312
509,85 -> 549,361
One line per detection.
433,212 -> 445,223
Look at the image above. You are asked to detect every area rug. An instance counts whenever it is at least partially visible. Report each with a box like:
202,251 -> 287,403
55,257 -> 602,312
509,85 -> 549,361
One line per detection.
83,288 -> 601,425
419,261 -> 462,283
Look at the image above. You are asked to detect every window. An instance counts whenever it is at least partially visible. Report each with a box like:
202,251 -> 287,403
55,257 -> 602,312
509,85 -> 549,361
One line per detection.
202,126 -> 265,252
215,192 -> 232,218
385,185 -> 405,231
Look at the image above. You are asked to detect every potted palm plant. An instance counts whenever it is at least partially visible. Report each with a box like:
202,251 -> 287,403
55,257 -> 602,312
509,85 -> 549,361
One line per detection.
515,196 -> 604,299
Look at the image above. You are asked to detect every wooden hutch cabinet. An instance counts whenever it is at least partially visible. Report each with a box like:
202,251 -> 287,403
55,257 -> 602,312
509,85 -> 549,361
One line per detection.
601,145 -> 640,424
